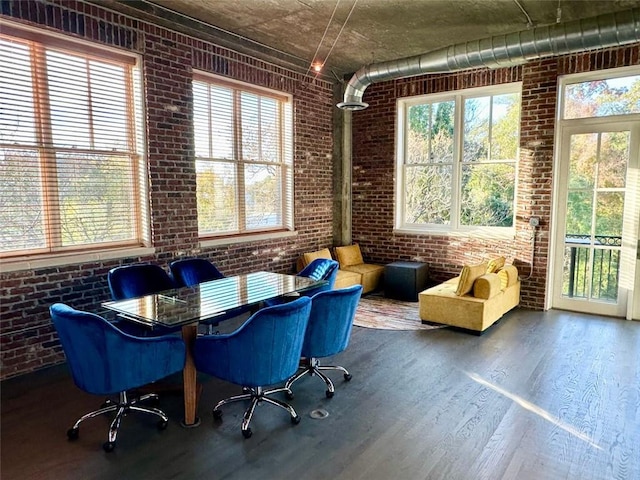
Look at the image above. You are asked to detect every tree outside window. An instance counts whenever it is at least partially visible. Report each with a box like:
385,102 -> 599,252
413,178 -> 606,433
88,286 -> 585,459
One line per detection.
398,85 -> 521,233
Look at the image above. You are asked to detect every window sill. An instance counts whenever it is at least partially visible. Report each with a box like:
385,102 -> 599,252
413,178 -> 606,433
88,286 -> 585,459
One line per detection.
0,247 -> 156,273
200,230 -> 298,248
393,227 -> 516,241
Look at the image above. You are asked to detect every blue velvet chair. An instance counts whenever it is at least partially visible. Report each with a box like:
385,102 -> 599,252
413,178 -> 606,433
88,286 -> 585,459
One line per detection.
107,263 -> 176,300
285,284 -> 363,399
297,258 -> 339,296
264,258 -> 339,306
169,257 -> 253,333
169,257 -> 225,287
194,296 -> 311,438
107,263 -> 180,335
49,303 -> 186,452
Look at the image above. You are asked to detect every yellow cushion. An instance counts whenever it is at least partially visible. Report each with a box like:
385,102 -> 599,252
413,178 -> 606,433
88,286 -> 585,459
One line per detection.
335,269 -> 361,289
473,273 -> 501,299
486,256 -> 506,274
455,262 -> 487,296
497,265 -> 519,290
342,263 -> 384,294
334,244 -> 364,268
302,248 -> 333,267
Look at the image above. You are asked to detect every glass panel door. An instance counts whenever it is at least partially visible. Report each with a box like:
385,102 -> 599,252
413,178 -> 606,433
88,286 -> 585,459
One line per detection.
552,123 -> 639,317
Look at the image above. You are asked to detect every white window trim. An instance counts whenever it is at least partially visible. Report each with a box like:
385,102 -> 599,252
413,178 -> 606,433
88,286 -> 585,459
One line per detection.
395,83 -> 521,237
200,230 -> 298,248
0,247 -> 156,273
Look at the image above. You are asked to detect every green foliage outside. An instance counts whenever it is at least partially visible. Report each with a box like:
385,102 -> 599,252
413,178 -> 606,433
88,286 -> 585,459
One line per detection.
560,75 -> 640,301
405,94 -> 518,227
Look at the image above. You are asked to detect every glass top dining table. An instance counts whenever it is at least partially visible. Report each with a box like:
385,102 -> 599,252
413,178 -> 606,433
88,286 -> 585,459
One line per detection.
101,271 -> 325,428
101,271 -> 323,329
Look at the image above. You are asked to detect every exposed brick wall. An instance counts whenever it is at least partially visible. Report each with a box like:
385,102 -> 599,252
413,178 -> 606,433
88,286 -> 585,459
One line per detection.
351,44 -> 639,311
0,0 -> 335,379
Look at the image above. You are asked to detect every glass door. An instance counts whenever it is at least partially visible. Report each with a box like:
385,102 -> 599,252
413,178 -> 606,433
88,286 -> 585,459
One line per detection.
552,123 -> 639,317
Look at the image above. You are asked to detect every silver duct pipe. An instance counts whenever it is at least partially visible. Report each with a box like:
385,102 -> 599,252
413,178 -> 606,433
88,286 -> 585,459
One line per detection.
338,8 -> 640,110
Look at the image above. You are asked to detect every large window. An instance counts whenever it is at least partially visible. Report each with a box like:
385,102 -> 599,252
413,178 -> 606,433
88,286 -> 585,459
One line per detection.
0,25 -> 146,258
396,84 -> 521,234
193,73 -> 293,238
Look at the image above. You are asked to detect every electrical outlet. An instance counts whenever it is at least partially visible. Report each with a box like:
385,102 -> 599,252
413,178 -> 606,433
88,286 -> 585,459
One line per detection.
529,217 -> 540,228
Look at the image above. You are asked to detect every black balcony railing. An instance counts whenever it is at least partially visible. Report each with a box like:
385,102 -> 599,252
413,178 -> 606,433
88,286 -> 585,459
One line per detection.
565,234 -> 622,301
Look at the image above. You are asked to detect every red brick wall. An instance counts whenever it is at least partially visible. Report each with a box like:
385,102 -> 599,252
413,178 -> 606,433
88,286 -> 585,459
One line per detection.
351,45 -> 639,310
0,0 -> 334,379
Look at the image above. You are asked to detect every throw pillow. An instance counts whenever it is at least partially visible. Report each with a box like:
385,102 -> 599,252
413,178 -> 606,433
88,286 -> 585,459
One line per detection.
497,265 -> 519,290
455,262 -> 488,296
486,256 -> 506,273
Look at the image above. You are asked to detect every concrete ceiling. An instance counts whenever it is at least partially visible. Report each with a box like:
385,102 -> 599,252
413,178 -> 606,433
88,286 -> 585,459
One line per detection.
100,0 -> 640,77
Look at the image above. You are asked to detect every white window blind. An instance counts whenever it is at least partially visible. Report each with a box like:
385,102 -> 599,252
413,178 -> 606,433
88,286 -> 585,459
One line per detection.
193,74 -> 293,237
0,26 -> 146,257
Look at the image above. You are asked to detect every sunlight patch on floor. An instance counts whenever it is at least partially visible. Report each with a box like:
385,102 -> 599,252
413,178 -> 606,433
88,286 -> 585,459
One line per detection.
464,370 -> 602,450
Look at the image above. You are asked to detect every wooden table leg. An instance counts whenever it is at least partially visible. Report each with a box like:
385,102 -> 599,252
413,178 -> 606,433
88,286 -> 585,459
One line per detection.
181,323 -> 201,427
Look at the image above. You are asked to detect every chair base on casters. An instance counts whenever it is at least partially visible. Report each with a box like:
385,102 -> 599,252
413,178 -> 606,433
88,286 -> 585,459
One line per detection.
285,358 -> 352,399
66,391 -> 169,452
213,386 -> 301,438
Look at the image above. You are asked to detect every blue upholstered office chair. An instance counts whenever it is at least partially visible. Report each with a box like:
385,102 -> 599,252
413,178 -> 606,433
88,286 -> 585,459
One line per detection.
107,263 -> 176,301
194,296 -> 311,438
264,258 -> 339,306
169,257 -> 253,332
107,263 -> 180,335
169,257 -> 225,287
297,258 -> 339,296
49,303 -> 186,452
285,284 -> 362,399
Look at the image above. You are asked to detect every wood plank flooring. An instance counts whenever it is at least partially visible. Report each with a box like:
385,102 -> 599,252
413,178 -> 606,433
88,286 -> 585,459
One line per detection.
1,308 -> 639,480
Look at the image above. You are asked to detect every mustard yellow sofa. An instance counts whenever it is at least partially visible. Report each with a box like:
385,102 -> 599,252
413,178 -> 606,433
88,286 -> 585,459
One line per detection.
334,244 -> 384,294
297,245 -> 384,293
418,258 -> 520,334
297,248 -> 360,289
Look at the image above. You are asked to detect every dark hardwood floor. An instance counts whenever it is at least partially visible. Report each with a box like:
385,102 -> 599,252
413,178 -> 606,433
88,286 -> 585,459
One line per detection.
2,308 -> 639,480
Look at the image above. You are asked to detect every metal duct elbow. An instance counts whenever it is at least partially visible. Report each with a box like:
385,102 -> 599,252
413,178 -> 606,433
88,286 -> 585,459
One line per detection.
338,8 -> 640,110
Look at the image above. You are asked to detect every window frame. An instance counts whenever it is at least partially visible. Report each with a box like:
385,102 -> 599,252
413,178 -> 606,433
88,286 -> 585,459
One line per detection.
0,21 -> 150,270
192,71 -> 294,244
395,83 -> 522,237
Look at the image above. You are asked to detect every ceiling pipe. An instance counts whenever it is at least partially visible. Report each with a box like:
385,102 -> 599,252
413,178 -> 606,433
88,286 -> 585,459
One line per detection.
337,8 -> 640,110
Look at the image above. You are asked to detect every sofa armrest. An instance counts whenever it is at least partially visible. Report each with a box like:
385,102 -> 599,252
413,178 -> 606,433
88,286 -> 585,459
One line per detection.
473,273 -> 501,299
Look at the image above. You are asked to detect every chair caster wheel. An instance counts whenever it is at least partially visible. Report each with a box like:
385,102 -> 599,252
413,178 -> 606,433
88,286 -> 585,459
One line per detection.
67,427 -> 79,440
291,415 -> 301,425
344,373 -> 352,381
213,409 -> 223,420
103,441 -> 115,452
100,399 -> 113,409
157,420 -> 168,430
285,390 -> 294,400
242,428 -> 252,438
325,390 -> 335,398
